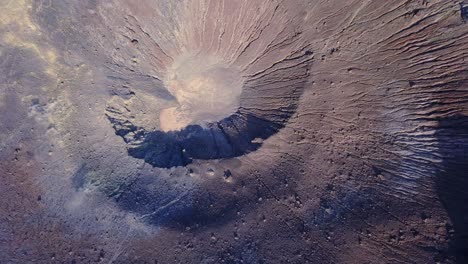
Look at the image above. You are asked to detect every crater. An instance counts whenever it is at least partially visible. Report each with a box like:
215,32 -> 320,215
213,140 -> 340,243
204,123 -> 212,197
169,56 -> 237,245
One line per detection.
106,48 -> 311,169
105,2 -> 313,169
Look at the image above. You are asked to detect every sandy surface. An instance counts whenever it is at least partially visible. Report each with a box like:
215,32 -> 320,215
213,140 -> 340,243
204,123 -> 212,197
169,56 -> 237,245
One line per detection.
1,0 -> 467,263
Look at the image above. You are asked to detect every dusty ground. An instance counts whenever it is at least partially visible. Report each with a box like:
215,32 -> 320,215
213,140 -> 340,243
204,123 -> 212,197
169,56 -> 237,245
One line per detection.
1,0 -> 467,263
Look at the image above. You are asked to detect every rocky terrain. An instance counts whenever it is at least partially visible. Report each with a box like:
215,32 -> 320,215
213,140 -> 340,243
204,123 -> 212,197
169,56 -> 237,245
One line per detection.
1,0 -> 467,263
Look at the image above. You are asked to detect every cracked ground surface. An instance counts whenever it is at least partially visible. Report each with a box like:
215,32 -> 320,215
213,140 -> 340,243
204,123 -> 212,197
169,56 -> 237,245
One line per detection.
1,0 -> 468,263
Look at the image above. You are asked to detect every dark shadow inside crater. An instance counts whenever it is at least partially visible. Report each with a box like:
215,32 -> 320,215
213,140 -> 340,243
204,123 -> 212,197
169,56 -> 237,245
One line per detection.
435,114 -> 468,264
127,112 -> 284,168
